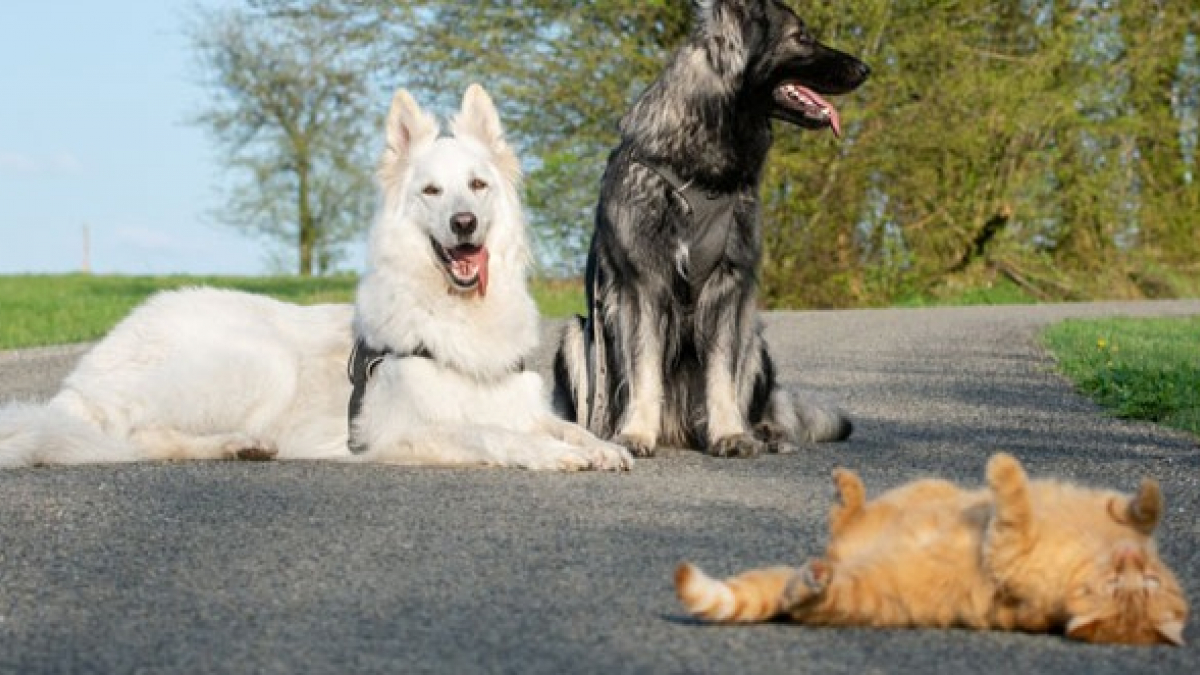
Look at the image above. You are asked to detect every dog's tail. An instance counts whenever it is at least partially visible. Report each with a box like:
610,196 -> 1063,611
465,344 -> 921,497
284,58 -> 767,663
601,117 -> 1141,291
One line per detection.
768,389 -> 852,443
0,398 -> 140,468
795,396 -> 853,443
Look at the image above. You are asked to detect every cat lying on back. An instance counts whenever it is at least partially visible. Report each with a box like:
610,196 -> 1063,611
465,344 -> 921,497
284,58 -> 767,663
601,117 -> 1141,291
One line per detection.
675,453 -> 1188,646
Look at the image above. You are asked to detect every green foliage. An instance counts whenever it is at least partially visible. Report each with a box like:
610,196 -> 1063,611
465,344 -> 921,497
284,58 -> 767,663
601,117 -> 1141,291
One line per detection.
187,3 -> 379,276
191,1 -> 1200,306
762,1 -> 1200,307
0,275 -> 583,350
893,275 -> 1037,308
1043,317 -> 1200,436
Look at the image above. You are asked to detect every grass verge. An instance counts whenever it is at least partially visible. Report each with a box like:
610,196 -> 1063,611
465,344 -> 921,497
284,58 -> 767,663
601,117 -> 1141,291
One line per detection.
1042,316 -> 1200,437
0,274 -> 586,350
894,276 -> 1038,308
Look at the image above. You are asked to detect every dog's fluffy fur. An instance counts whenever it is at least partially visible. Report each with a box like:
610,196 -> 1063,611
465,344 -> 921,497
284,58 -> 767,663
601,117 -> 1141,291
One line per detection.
0,85 -> 631,472
553,0 -> 869,458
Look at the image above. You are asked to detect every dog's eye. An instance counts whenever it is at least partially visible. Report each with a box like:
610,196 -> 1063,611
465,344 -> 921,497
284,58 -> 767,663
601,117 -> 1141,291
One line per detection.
422,185 -> 442,197
469,178 -> 488,192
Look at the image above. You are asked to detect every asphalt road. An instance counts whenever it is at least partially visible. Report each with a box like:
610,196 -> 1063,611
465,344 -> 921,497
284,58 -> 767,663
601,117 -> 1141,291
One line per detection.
1,301 -> 1198,674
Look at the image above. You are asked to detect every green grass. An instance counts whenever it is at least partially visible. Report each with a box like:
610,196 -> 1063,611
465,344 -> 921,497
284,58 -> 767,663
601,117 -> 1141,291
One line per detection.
894,276 -> 1038,308
1043,316 -> 1200,436
0,274 -> 587,350
0,274 -> 359,350
530,277 -> 586,318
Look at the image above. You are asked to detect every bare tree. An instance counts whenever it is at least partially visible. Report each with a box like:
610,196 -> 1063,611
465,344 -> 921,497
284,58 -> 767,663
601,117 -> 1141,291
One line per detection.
188,3 -> 377,276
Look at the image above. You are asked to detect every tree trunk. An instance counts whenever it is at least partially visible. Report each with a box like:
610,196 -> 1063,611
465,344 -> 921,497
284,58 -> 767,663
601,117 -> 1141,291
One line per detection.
297,157 -> 315,277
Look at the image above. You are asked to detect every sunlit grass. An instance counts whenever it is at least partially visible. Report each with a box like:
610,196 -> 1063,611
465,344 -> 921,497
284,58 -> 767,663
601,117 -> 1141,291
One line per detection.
530,277 -> 585,318
0,274 -> 586,350
895,276 -> 1037,307
1043,317 -> 1200,436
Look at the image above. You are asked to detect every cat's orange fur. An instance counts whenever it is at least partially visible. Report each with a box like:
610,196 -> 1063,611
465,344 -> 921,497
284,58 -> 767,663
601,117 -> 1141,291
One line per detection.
675,453 -> 1188,646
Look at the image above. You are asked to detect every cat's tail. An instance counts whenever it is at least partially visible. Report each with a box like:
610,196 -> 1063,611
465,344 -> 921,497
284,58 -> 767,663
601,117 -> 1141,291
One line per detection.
675,562 -> 803,623
0,399 -> 141,468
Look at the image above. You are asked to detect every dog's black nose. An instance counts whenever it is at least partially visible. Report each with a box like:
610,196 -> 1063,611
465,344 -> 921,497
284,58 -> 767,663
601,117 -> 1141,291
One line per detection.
853,59 -> 871,83
451,212 -> 477,237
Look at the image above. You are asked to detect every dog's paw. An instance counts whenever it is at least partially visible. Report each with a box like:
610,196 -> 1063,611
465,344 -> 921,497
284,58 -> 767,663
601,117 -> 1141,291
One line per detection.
222,436 -> 278,462
754,422 -> 798,454
584,442 -> 635,472
708,433 -> 764,458
235,446 -> 279,462
613,433 -> 657,458
522,445 -> 593,472
767,440 -> 799,454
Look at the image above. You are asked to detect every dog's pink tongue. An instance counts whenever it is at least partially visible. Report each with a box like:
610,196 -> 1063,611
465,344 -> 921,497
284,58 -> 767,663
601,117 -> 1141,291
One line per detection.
827,101 -> 842,138
803,87 -> 842,138
450,246 -> 489,297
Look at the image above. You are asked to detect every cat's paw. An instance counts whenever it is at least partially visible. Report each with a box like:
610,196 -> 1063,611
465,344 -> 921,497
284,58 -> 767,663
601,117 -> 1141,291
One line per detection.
708,433 -> 765,458
782,559 -> 831,610
801,559 -> 832,592
986,452 -> 1026,488
833,468 -> 866,508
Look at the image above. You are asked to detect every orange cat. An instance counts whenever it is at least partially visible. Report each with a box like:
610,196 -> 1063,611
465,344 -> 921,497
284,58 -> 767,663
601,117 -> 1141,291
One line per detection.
675,453 -> 1188,646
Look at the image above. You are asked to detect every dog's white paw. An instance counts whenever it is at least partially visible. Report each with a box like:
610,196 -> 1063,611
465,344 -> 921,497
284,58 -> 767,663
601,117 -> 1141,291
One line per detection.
512,442 -> 593,472
613,432 -> 656,458
515,439 -> 632,472
708,433 -> 765,458
584,441 -> 635,472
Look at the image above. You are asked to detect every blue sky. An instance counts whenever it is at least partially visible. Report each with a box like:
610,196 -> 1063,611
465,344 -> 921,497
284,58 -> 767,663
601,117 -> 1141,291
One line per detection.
0,0 -> 288,275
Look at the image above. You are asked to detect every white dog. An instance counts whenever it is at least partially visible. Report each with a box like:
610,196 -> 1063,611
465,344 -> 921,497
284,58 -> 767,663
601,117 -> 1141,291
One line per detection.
0,85 -> 632,472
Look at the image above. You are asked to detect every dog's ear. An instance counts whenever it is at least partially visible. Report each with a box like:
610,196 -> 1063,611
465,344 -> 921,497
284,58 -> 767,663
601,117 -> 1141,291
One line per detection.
380,88 -> 439,180
690,0 -> 756,76
451,84 -> 521,184
692,0 -> 755,25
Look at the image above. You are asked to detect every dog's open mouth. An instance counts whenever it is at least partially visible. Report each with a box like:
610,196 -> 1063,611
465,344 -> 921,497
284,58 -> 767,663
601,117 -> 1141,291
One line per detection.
774,82 -> 842,138
431,238 -> 490,297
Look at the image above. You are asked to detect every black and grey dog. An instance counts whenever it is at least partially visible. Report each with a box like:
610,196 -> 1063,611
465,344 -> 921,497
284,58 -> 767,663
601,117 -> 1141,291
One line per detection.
553,0 -> 869,458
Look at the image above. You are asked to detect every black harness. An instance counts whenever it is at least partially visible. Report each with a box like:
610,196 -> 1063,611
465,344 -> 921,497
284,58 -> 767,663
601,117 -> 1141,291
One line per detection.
345,335 -> 525,454
346,337 -> 427,454
634,158 -> 739,296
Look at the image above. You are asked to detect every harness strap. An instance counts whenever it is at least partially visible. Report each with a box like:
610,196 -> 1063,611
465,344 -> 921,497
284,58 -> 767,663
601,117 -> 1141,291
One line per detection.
346,336 -> 526,454
633,158 -> 738,299
346,337 -> 431,454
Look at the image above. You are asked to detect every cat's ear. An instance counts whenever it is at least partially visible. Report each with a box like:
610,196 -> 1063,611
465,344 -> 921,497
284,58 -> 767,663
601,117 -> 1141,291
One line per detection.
1065,614 -> 1104,643
1156,620 -> 1186,646
1107,479 -> 1162,535
1068,614 -> 1187,646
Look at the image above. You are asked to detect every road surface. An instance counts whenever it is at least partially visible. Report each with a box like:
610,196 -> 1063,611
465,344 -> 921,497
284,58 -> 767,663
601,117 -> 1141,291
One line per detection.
1,301 -> 1197,673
